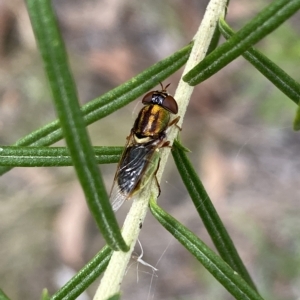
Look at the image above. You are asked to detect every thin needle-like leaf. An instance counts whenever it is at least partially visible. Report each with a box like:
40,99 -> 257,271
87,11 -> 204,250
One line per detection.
172,140 -> 256,290
0,146 -> 122,167
105,295 -> 120,300
293,104 -> 300,131
149,198 -> 264,300
0,44 -> 192,176
184,0 -> 300,85
219,18 -> 300,105
0,289 -> 11,300
41,289 -> 50,300
51,246 -> 112,300
26,0 -> 127,251
206,0 -> 230,55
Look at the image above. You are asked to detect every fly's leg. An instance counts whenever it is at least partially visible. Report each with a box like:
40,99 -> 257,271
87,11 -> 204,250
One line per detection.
126,129 -> 134,141
153,117 -> 182,197
168,116 -> 181,131
153,140 -> 172,197
161,141 -> 171,148
154,157 -> 162,197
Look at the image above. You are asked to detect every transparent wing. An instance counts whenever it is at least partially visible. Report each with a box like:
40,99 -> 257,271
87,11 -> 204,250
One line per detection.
109,133 -> 134,212
110,184 -> 129,212
109,137 -> 159,212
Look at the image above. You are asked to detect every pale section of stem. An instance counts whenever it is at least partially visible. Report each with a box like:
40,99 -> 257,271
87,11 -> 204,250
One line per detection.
156,0 -> 226,183
93,191 -> 149,300
93,1 -> 227,299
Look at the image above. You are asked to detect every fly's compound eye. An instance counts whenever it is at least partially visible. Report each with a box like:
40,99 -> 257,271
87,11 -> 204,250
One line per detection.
142,90 -> 178,114
161,95 -> 178,114
142,91 -> 155,105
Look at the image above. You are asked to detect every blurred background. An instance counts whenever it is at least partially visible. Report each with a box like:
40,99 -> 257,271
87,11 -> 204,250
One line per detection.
0,0 -> 300,299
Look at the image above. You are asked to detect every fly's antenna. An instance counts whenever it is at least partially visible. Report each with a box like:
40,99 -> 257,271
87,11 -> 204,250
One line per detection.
159,82 -> 171,92
164,83 -> 171,90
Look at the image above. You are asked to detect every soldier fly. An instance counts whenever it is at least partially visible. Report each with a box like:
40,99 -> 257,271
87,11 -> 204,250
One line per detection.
110,83 -> 180,211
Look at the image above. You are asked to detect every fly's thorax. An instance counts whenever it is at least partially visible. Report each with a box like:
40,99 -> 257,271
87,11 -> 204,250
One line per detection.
133,135 -> 151,144
133,104 -> 170,139
133,133 -> 166,146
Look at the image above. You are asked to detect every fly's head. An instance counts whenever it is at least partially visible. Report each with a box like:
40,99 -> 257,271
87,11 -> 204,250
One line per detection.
142,83 -> 178,114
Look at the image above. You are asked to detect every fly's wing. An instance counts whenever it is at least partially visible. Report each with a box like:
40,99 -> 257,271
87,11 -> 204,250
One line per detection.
109,132 -> 134,211
110,139 -> 158,211
137,148 -> 160,191
110,185 -> 128,212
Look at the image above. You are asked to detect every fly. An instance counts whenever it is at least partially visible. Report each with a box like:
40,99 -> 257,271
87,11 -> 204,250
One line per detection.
110,83 -> 180,211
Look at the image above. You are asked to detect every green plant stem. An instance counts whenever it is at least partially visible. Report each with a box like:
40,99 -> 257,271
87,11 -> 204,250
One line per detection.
0,146 -> 122,167
26,0 -> 127,251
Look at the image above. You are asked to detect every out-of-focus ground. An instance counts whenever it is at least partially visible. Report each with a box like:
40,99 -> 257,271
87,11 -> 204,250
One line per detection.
0,0 -> 300,299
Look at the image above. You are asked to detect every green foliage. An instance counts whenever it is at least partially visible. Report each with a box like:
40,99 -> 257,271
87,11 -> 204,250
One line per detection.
0,289 -> 11,300
149,198 -> 263,300
26,0 -> 127,252
41,289 -> 50,300
294,105 -> 300,130
0,0 -> 299,299
172,140 -> 256,290
183,0 -> 300,86
51,246 -> 112,300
